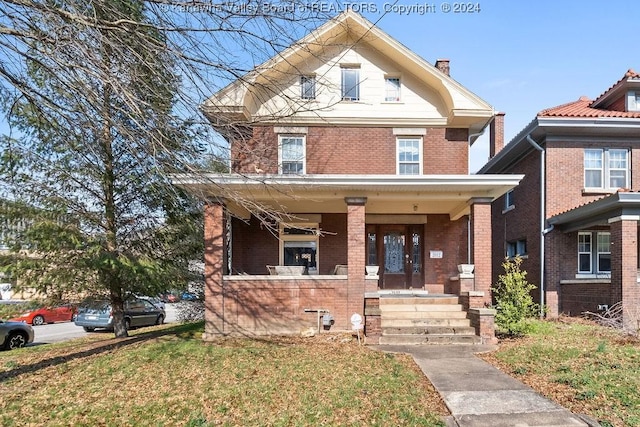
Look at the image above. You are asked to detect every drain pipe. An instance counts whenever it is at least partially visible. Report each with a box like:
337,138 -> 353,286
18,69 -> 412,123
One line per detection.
525,134 -> 546,317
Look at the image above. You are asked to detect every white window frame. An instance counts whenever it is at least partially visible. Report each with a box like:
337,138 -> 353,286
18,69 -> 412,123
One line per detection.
584,148 -> 629,191
279,222 -> 319,275
300,75 -> 316,100
384,76 -> 401,102
577,231 -> 611,276
506,239 -> 527,258
278,135 -> 306,175
341,66 -> 360,101
503,189 -> 515,212
396,137 -> 423,175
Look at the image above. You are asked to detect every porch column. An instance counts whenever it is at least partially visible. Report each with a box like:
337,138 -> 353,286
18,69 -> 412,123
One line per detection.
203,202 -> 226,340
469,197 -> 493,306
345,197 -> 367,322
609,216 -> 640,332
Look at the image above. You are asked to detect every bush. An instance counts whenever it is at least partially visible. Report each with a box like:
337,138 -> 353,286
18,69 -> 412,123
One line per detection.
492,256 -> 540,336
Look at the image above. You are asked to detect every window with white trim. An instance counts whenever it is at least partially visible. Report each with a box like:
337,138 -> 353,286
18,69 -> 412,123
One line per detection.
584,148 -> 629,190
279,136 -> 305,174
578,231 -> 610,274
300,75 -> 316,100
341,67 -> 360,101
384,77 -> 400,102
279,223 -> 318,274
504,189 -> 514,211
397,137 -> 422,175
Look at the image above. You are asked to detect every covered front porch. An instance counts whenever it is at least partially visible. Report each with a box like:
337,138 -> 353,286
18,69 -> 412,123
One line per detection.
173,173 -> 521,340
548,191 -> 640,330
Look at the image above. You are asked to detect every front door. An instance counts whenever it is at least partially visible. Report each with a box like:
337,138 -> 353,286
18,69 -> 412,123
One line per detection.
367,225 -> 423,290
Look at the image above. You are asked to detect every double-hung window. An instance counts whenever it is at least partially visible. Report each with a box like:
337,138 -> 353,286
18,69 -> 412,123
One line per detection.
584,148 -> 629,190
341,67 -> 360,101
300,75 -> 316,100
279,136 -> 305,174
578,231 -> 610,275
384,77 -> 400,101
397,137 -> 422,175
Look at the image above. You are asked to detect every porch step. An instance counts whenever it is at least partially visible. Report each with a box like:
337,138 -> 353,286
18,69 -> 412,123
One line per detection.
379,334 -> 481,345
378,294 -> 480,345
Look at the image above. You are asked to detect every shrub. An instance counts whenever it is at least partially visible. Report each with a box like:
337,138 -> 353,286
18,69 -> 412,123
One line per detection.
492,256 -> 540,336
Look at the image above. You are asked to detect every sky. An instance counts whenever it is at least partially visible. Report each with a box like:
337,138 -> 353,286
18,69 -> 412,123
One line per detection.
349,0 -> 637,171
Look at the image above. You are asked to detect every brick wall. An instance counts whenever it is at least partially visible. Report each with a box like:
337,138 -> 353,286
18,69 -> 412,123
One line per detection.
470,200 -> 492,305
560,282 -> 611,315
204,204 -> 225,339
424,214 -> 468,292
229,126 -> 469,175
610,218 -> 640,330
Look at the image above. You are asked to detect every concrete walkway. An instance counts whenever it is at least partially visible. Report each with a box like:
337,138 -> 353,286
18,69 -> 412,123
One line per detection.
374,344 -> 599,427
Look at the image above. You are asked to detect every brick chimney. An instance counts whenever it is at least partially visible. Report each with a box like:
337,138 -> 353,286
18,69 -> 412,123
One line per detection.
435,59 -> 450,76
489,112 -> 505,158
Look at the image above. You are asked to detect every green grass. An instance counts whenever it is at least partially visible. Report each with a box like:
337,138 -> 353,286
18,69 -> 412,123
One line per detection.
484,318 -> 640,427
0,322 -> 447,426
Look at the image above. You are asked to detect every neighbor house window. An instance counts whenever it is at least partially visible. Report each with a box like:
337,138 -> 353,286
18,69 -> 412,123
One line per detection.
341,67 -> 360,101
578,231 -> 610,274
300,75 -> 316,99
506,239 -> 527,258
279,136 -> 305,174
584,148 -> 629,190
280,223 -> 318,274
504,189 -> 515,211
397,137 -> 422,175
384,77 -> 400,101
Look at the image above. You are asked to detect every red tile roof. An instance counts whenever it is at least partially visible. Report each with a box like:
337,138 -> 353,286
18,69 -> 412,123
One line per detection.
538,69 -> 640,118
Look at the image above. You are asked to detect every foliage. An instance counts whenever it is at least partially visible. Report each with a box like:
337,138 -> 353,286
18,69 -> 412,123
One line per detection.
482,318 -> 640,427
491,256 -> 540,336
0,323 -> 448,426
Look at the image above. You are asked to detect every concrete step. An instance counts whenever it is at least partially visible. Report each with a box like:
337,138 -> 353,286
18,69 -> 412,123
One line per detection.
379,334 -> 481,345
380,303 -> 464,312
382,326 -> 477,336
381,310 -> 468,320
381,318 -> 471,328
379,296 -> 459,305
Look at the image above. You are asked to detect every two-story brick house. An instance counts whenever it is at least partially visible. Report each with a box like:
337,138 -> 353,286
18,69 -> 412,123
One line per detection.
174,11 -> 521,342
480,70 -> 640,330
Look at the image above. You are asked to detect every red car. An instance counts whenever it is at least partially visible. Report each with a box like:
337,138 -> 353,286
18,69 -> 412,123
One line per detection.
9,304 -> 77,326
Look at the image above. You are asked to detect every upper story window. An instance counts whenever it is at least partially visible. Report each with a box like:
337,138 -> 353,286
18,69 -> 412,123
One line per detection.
341,66 -> 360,101
584,148 -> 629,190
578,231 -> 610,275
626,91 -> 640,112
397,137 -> 422,175
384,77 -> 400,102
504,189 -> 515,211
279,136 -> 305,174
300,75 -> 316,100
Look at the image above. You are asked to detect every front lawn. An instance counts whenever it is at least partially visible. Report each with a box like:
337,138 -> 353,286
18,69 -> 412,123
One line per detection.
0,323 -> 448,426
481,318 -> 640,427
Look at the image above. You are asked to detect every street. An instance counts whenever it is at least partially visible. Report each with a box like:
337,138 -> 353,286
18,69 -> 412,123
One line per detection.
31,304 -> 178,344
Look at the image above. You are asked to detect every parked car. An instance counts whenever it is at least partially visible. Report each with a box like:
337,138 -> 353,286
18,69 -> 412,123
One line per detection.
74,297 -> 165,332
180,292 -> 199,301
159,292 -> 179,303
0,319 -> 34,350
135,295 -> 165,310
9,303 -> 76,326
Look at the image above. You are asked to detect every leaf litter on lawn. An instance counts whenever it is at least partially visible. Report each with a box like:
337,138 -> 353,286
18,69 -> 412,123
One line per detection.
0,324 -> 448,426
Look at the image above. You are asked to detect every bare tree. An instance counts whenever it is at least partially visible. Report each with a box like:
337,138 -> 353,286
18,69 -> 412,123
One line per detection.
0,0 -> 332,336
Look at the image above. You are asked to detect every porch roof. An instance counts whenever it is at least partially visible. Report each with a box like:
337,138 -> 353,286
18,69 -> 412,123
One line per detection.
548,191 -> 640,233
172,173 -> 523,220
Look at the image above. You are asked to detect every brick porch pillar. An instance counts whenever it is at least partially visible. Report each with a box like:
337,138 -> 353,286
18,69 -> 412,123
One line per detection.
609,216 -> 640,332
203,202 -> 226,340
469,197 -> 493,306
345,197 -> 367,326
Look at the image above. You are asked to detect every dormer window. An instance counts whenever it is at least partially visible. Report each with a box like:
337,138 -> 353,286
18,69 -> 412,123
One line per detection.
341,66 -> 360,101
627,91 -> 640,112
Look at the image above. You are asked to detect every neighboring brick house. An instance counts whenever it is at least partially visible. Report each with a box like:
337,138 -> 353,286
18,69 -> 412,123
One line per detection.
480,70 -> 640,330
174,11 -> 521,341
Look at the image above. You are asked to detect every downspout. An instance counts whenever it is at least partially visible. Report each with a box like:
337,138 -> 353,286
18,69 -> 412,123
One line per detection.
467,129 -> 486,264
525,134 -> 546,317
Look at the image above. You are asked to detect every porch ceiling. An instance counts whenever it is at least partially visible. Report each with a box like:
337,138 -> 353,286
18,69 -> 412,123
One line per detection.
173,173 -> 523,220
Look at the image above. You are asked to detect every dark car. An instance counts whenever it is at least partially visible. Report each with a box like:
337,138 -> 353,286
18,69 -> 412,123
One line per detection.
74,297 -> 165,332
0,319 -> 35,350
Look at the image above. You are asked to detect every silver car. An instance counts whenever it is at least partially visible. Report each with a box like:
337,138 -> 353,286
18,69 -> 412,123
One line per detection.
74,297 -> 165,332
0,319 -> 35,350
